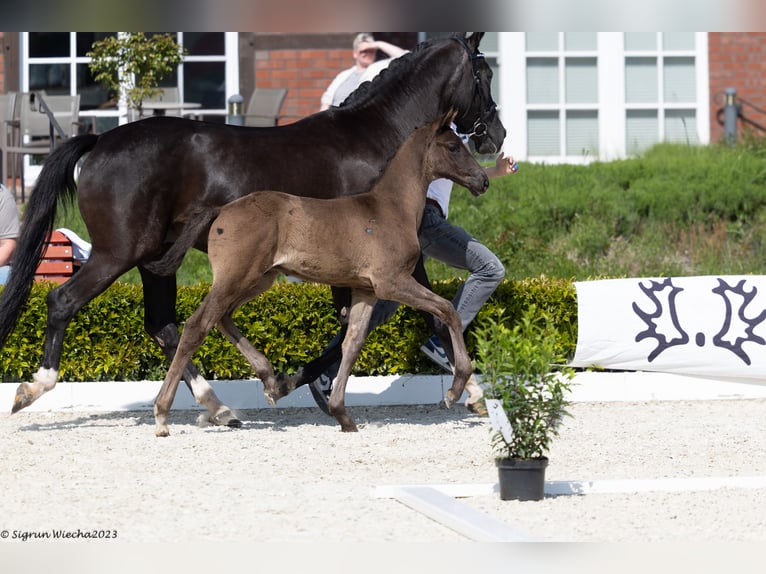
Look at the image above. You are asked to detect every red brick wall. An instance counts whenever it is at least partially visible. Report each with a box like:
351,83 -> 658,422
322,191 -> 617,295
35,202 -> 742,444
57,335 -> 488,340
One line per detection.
708,32 -> 766,143
0,32 -> 5,92
254,47 -> 354,121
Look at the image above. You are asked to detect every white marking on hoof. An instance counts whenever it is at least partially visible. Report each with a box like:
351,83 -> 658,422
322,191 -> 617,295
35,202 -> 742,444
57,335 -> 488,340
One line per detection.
32,367 -> 59,391
464,374 -> 484,405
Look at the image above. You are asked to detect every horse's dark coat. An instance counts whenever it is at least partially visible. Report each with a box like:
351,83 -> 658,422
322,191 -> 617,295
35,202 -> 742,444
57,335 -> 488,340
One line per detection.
1,33 -> 505,418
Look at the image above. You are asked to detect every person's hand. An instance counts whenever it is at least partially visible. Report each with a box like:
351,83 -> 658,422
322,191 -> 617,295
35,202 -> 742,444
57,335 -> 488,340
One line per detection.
356,41 -> 378,55
487,152 -> 519,178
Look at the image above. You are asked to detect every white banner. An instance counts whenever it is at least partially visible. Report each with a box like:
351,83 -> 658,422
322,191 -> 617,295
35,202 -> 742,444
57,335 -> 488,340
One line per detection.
571,276 -> 766,381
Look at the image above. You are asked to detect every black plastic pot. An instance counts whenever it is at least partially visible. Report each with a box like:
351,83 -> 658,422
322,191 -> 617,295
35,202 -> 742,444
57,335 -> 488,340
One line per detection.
495,457 -> 549,501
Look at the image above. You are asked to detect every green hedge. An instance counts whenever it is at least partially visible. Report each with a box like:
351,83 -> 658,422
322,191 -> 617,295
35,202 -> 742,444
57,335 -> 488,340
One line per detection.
0,276 -> 577,382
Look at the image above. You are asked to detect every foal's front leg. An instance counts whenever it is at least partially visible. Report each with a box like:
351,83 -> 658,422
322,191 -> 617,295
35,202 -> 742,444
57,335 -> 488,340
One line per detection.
377,277 -> 472,408
328,291 -> 376,432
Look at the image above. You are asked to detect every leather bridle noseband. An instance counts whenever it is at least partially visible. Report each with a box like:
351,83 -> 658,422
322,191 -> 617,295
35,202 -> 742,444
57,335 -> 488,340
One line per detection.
451,35 -> 498,139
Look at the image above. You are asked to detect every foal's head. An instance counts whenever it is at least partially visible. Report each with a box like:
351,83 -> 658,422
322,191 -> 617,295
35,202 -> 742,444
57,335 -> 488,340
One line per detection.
423,112 -> 490,197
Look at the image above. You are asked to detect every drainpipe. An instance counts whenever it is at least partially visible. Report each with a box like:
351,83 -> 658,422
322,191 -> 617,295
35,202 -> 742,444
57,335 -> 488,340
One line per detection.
724,87 -> 739,146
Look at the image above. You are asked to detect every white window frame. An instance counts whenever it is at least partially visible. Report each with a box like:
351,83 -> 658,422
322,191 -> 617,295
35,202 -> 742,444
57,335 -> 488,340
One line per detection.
21,32 -> 240,125
20,32 -> 240,183
498,32 -> 709,164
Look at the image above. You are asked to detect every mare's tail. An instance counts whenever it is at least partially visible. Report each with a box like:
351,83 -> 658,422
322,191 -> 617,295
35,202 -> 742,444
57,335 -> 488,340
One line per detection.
0,133 -> 99,348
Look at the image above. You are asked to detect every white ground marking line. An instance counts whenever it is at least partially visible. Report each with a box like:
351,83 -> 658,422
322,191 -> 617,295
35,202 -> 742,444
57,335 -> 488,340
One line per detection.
545,475 -> 766,495
375,476 -> 766,542
373,485 -> 541,542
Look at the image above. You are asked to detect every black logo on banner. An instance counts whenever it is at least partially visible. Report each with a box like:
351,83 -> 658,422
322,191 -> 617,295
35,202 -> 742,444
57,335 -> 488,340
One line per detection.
632,277 -> 766,365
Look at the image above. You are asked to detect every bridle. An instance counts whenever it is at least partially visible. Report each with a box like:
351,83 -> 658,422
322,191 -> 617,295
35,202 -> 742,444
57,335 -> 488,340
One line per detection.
451,35 -> 498,139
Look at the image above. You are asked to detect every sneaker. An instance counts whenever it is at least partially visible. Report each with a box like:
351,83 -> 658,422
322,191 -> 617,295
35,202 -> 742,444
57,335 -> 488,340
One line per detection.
308,372 -> 333,416
420,335 -> 454,373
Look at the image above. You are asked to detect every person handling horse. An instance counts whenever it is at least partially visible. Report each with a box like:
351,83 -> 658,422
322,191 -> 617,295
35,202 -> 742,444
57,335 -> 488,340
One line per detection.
311,39 -> 518,411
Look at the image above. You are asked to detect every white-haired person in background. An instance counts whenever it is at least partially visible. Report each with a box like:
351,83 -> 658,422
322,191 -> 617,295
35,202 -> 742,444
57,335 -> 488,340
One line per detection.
319,33 -> 406,111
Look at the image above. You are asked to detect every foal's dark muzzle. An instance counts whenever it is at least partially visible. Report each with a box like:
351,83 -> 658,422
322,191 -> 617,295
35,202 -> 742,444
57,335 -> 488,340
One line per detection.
468,173 -> 490,197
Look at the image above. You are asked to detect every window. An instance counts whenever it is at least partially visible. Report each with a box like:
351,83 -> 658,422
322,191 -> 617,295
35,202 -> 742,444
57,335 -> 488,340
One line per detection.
524,33 -> 600,158
23,32 -> 238,133
499,33 -> 709,163
624,32 -> 699,154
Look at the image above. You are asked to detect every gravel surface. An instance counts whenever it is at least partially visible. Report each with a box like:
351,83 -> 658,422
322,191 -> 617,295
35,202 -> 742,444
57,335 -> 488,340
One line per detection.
1,398 -> 765,545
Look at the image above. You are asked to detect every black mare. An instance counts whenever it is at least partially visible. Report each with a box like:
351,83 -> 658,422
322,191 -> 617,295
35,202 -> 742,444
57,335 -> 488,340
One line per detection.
0,33 -> 505,424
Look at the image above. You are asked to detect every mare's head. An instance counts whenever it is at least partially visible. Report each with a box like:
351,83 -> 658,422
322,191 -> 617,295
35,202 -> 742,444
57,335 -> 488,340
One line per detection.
421,111 -> 489,197
342,32 -> 505,155
447,33 -> 505,155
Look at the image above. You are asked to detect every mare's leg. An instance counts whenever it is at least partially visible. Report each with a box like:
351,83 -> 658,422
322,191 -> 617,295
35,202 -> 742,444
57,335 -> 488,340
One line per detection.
375,277 -> 472,408
12,253 -> 130,413
139,266 -> 240,428
327,290 -> 376,432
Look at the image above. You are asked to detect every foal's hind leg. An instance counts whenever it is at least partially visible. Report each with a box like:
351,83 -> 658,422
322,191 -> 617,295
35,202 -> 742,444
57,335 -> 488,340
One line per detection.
154,273 -> 278,436
154,295 -> 228,437
12,254 -> 130,414
140,267 -> 241,428
216,314 -> 279,405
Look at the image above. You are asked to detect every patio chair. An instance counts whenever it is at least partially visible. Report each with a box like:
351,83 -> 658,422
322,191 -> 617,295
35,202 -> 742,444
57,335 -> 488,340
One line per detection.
0,92 -> 16,191
4,92 -> 80,200
244,88 -> 288,127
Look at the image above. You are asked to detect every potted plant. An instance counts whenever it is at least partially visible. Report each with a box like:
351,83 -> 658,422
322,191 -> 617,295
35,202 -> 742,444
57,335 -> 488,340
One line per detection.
87,32 -> 186,119
473,304 -> 575,501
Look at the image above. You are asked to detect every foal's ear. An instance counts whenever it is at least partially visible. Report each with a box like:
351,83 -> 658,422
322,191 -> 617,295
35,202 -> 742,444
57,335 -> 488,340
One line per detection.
441,109 -> 458,129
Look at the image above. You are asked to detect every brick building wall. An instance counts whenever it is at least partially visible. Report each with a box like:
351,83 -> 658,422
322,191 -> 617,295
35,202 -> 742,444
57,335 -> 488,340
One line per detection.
241,33 -> 418,123
708,32 -> 766,143
0,32 -> 5,92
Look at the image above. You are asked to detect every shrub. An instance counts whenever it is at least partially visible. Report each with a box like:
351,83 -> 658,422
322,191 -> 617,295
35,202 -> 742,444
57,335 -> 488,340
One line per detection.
0,276 -> 576,382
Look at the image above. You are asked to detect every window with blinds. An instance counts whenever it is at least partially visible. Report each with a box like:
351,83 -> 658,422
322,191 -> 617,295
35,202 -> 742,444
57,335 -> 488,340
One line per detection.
525,33 -> 599,158
624,32 -> 699,153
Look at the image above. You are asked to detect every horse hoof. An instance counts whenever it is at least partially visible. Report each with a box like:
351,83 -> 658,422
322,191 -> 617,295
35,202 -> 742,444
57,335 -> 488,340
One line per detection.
155,427 -> 170,438
466,399 -> 488,416
443,393 -> 456,409
210,409 -> 242,428
264,392 -> 278,406
340,423 -> 359,432
11,383 -> 37,414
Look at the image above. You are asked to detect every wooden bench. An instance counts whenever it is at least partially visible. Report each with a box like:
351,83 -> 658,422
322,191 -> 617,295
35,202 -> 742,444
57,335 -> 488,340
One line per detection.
34,230 -> 77,284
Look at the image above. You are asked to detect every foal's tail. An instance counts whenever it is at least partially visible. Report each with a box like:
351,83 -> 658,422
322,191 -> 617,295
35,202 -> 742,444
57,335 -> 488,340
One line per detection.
0,134 -> 99,348
142,206 -> 221,276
